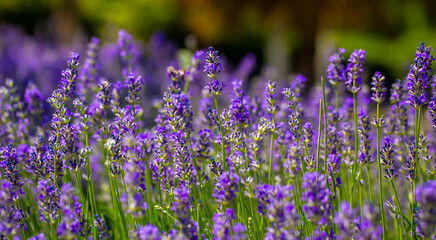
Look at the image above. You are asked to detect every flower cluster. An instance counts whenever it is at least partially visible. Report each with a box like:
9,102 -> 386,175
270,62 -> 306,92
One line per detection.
0,29 -> 435,239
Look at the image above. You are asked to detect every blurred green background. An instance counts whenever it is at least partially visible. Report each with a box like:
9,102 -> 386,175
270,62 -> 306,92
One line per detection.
1,0 -> 436,85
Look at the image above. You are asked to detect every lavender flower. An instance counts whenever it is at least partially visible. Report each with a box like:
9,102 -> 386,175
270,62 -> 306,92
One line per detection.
357,204 -> 383,240
0,145 -> 24,200
406,42 -> 434,108
429,99 -> 436,133
36,179 -> 59,223
212,170 -> 240,204
131,224 -> 161,240
79,37 -> 100,96
255,184 -> 300,239
24,81 -> 43,114
229,80 -> 251,128
212,208 -> 246,240
370,71 -> 387,103
124,73 -> 143,106
301,172 -> 331,227
357,109 -> 372,165
326,48 -> 346,86
28,233 -> 46,240
415,180 -> 436,238
94,214 -> 111,240
57,183 -> 86,238
204,47 -> 223,79
205,47 -> 224,96
380,136 -> 398,180
405,142 -> 417,182
0,180 -> 24,239
327,153 -> 341,188
346,49 -> 365,94
171,186 -> 198,239
59,52 -> 80,100
118,29 -> 135,75
265,80 -> 280,115
334,202 -> 358,240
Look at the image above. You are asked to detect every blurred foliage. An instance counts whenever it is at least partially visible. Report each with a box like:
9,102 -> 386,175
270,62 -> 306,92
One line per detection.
1,0 -> 436,84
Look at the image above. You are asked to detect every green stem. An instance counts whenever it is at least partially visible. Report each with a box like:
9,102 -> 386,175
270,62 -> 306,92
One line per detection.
321,77 -> 328,185
391,181 -> 408,240
366,164 -> 374,203
350,92 -> 359,209
316,99 -> 322,173
214,95 -> 226,171
268,113 -> 275,184
376,103 -> 386,239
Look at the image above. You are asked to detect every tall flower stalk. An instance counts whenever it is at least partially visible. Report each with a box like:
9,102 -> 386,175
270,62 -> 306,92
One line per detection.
406,42 -> 434,236
345,49 -> 365,210
204,47 -> 226,171
370,71 -> 387,238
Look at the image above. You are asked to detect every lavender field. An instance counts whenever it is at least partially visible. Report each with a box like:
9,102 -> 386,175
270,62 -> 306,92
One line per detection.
1,28 -> 436,240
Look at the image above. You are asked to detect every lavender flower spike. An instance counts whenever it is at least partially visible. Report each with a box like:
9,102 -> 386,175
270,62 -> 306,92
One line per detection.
326,48 -> 346,86
370,71 -> 387,103
406,42 -> 434,108
301,172 -> 331,227
346,49 -> 365,94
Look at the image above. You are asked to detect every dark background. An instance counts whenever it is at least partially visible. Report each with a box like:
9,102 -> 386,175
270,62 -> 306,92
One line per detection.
1,0 -> 436,87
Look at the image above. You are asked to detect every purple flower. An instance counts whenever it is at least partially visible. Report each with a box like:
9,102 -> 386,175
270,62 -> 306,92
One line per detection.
255,184 -> 300,239
406,42 -> 434,108
229,80 -> 251,127
24,81 -> 43,113
120,192 -> 148,219
94,214 -> 110,240
204,47 -> 223,79
79,36 -> 100,97
370,71 -> 387,103
405,142 -> 417,182
131,224 -> 161,240
151,126 -> 172,189
211,208 -> 246,240
212,171 -> 240,204
57,183 -> 86,238
346,49 -> 365,94
171,186 -> 198,239
415,180 -> 436,238
301,172 -> 331,227
118,29 -> 136,75
380,136 -> 397,180
327,153 -> 341,188
356,204 -> 383,240
172,130 -> 196,187
0,145 -> 24,200
326,48 -> 346,86
429,99 -> 436,133
334,202 -> 359,240
357,109 -> 372,165
59,52 -> 80,100
124,73 -> 143,105
28,233 -> 46,240
36,179 -> 59,223
290,74 -> 307,104
265,80 -> 280,115
0,180 -> 24,239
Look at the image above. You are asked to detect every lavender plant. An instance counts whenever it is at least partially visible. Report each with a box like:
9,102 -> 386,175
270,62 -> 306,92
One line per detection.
1,29 -> 436,240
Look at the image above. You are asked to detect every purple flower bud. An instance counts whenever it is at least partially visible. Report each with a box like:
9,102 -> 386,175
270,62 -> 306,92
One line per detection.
204,47 -> 223,79
301,172 -> 331,227
212,170 -> 239,204
370,71 -> 387,103
326,48 -> 346,86
346,49 -> 365,94
415,180 -> 436,238
406,42 -> 434,108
